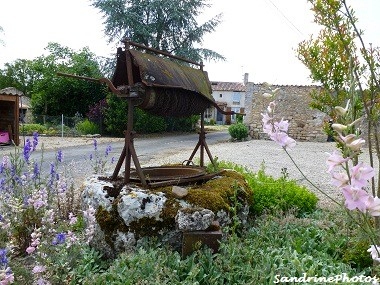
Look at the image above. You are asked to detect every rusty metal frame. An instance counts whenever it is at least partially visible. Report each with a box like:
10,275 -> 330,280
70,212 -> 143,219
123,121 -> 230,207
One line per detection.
57,40 -> 245,187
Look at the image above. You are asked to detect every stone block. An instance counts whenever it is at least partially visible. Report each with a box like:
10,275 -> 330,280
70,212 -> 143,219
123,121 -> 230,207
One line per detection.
182,230 -> 222,258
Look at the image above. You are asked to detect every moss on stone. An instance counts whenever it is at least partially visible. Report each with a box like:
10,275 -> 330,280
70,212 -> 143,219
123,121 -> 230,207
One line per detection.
184,170 -> 252,212
95,205 -> 128,248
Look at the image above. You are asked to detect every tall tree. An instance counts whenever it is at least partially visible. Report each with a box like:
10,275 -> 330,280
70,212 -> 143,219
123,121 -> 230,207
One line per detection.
91,0 -> 224,62
30,42 -> 108,117
0,59 -> 38,97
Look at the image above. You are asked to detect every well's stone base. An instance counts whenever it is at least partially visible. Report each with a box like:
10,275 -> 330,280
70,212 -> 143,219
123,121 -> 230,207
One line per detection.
81,170 -> 252,258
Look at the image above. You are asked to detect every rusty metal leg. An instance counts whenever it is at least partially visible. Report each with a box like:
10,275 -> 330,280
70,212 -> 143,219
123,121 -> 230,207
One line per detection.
186,141 -> 201,165
111,146 -> 126,179
129,140 -> 147,185
187,112 -> 216,168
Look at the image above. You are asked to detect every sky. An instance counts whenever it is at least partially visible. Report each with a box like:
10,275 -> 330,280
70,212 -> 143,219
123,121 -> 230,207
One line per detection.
1,0 -> 380,86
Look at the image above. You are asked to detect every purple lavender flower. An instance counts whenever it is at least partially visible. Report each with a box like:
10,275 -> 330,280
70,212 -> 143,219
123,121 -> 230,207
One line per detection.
111,157 -> 115,164
52,232 -> 66,245
56,150 -> 63,162
32,132 -> 39,151
33,162 -> 40,179
93,139 -> 98,151
89,153 -> 93,161
0,178 -> 5,191
0,248 -> 8,266
1,155 -> 10,171
49,163 -> 55,176
23,139 -> 32,163
105,145 -> 112,157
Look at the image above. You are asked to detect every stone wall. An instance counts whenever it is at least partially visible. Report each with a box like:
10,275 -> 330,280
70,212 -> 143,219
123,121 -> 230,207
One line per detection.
244,83 -> 328,142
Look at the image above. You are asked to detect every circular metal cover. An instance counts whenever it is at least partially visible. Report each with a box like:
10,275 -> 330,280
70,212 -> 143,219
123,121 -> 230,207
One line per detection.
130,166 -> 206,182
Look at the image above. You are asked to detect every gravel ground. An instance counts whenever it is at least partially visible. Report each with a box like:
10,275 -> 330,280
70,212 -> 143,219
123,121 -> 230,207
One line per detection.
144,139 -> 378,209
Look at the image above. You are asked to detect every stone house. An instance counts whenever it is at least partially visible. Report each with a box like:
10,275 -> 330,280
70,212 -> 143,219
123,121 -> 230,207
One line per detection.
244,81 -> 328,142
205,77 -> 247,125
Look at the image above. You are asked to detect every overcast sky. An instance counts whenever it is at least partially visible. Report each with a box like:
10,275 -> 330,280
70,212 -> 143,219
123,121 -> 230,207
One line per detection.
1,0 -> 379,85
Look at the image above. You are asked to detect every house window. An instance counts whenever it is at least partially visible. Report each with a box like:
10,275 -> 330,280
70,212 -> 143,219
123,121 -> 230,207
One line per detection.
232,92 -> 240,105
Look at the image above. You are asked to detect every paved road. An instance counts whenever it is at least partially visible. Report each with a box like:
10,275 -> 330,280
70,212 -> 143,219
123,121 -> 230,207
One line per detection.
1,131 -> 231,179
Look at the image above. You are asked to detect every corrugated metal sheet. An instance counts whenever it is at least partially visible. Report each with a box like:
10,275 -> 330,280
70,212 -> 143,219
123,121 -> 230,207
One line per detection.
0,87 -> 23,96
129,49 -> 213,102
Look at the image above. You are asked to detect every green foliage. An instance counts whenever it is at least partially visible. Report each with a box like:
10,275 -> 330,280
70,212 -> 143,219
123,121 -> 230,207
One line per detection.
134,109 -> 167,133
235,114 -> 244,124
79,210 -> 369,284
19,124 -> 47,135
218,161 -> 318,217
30,43 -> 108,117
165,115 -> 199,132
90,0 -> 225,63
104,93 -> 128,136
76,119 -> 100,135
0,59 -> 36,96
228,123 -> 248,141
104,93 -> 197,135
208,118 -> 216,125
342,239 -> 373,270
68,247 -> 108,285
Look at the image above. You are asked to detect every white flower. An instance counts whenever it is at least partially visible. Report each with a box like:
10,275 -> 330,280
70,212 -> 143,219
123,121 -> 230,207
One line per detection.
334,99 -> 350,116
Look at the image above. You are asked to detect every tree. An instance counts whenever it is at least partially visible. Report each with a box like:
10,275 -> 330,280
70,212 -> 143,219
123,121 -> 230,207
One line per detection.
90,0 -> 225,63
297,0 -> 380,196
30,42 -> 108,117
0,59 -> 38,97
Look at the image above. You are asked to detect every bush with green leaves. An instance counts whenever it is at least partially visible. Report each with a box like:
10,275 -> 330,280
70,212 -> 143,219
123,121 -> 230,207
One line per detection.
217,161 -> 318,216
19,124 -> 47,135
228,123 -> 248,141
76,119 -> 101,135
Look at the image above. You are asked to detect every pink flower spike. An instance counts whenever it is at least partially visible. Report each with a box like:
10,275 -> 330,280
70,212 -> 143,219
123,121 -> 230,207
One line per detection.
367,196 -> 380,217
330,171 -> 349,189
350,162 -> 375,188
26,246 -> 35,254
283,136 -> 296,149
274,119 -> 289,132
325,151 -> 349,173
32,265 -> 46,274
346,137 -> 365,152
341,185 -> 369,212
261,113 -> 271,125
339,133 -> 357,144
368,245 -> 380,262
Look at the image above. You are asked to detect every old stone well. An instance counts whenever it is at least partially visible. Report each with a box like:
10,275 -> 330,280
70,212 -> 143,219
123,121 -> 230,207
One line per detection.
68,40 -> 253,258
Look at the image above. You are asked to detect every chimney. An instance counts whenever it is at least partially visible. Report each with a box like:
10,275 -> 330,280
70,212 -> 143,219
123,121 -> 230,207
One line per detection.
243,73 -> 249,85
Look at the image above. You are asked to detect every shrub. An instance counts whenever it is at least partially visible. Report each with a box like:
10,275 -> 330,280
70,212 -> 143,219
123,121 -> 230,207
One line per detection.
19,124 -> 47,135
217,161 -> 318,216
76,119 -> 101,135
165,115 -> 199,132
209,118 -> 216,125
134,109 -> 167,133
228,123 -> 248,141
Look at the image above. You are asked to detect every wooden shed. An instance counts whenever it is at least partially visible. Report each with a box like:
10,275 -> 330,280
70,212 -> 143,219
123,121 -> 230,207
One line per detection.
0,87 -> 22,146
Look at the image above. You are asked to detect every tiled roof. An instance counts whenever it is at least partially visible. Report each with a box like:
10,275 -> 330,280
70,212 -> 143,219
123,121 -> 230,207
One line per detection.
0,87 -> 24,96
211,81 -> 246,92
